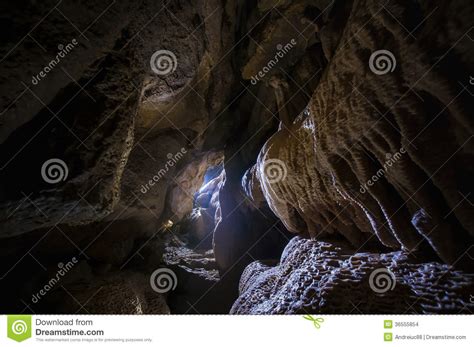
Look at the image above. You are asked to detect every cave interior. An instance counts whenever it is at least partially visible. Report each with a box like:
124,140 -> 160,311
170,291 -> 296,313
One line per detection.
0,0 -> 473,314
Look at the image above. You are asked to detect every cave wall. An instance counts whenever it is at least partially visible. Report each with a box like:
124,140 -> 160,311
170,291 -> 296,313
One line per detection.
231,237 -> 474,314
247,0 -> 474,267
0,0 -> 244,313
0,0 -> 238,237
234,0 -> 474,313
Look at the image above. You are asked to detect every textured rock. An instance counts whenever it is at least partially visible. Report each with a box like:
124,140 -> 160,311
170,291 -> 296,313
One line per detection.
0,1 -> 149,236
231,237 -> 474,314
248,0 -> 474,266
167,152 -> 223,221
162,239 -> 235,313
180,208 -> 216,249
0,0 -> 238,238
48,269 -> 170,314
212,0 -> 327,274
0,0 -> 247,314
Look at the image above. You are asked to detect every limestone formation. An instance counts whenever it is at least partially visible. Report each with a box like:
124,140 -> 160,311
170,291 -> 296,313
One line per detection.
231,237 -> 474,314
248,0 -> 474,267
0,0 -> 237,237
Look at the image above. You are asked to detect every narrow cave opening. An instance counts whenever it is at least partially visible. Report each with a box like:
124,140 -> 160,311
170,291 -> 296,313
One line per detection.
185,163 -> 224,249
155,159 -> 232,314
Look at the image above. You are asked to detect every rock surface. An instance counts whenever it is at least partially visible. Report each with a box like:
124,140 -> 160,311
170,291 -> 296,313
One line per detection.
163,244 -> 233,314
231,237 -> 474,314
247,0 -> 474,266
0,0 -> 238,237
